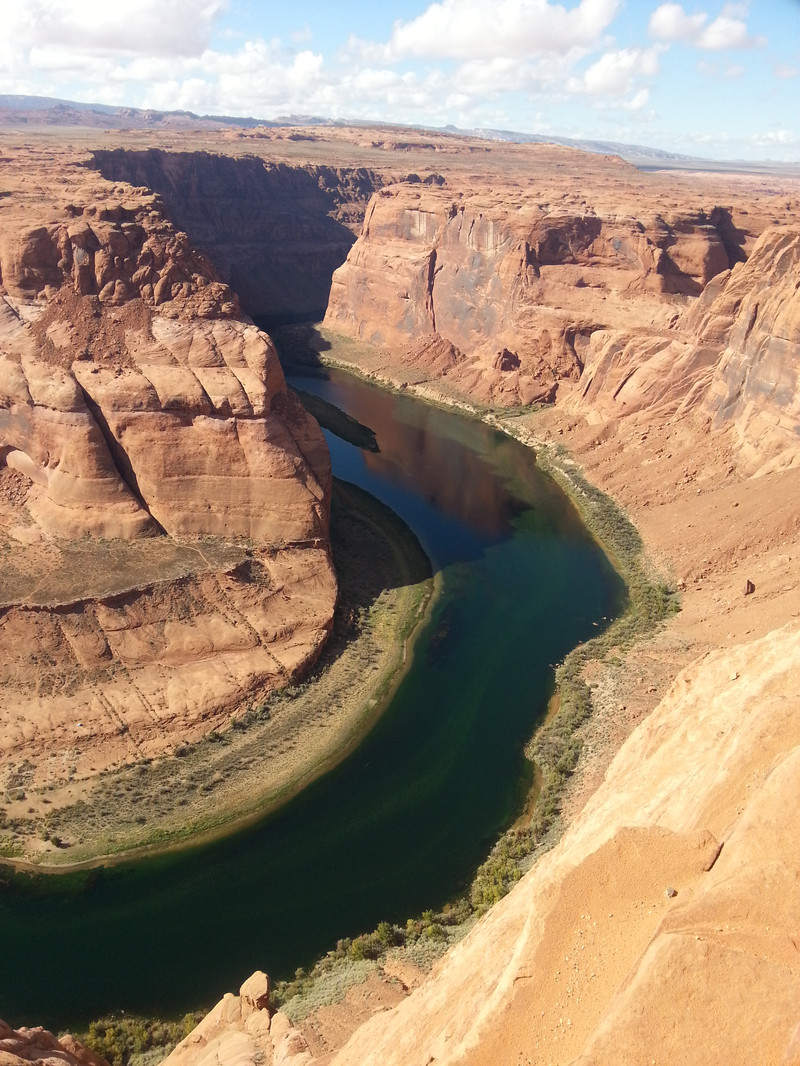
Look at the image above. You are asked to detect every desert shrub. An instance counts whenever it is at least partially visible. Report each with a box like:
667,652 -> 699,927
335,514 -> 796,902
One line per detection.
82,1013 -> 203,1066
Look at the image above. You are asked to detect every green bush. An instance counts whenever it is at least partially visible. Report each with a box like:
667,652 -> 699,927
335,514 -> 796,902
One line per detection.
82,1012 -> 204,1066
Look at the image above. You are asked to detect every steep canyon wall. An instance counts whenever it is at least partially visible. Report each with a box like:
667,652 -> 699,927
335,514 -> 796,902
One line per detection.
322,162 -> 800,477
3,129 -> 800,1063
89,149 -> 385,320
0,145 -> 337,795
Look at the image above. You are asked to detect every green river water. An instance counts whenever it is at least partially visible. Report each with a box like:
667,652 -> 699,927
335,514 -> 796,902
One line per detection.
0,368 -> 623,1029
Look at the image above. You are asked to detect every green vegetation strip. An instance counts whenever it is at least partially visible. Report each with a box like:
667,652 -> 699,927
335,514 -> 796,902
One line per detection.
82,1013 -> 205,1066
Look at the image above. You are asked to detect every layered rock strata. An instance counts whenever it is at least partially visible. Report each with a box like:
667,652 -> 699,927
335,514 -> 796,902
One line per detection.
574,225 -> 800,475
324,177 -> 745,405
89,149 -> 385,319
0,154 -> 336,792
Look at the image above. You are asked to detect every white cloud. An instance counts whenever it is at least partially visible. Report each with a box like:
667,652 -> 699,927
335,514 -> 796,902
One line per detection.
571,45 -> 662,96
381,0 -> 621,61
6,0 -> 227,58
697,12 -> 758,50
750,128 -> 799,147
623,86 -> 651,110
648,2 -> 765,51
648,3 -> 706,42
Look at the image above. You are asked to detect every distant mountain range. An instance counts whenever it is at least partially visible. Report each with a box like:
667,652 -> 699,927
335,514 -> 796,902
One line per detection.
0,93 -> 787,172
443,124 -> 701,163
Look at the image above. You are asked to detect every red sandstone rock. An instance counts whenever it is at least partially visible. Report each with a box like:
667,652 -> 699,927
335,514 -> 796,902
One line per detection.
324,170 -> 747,407
0,1022 -> 108,1066
0,147 -> 336,791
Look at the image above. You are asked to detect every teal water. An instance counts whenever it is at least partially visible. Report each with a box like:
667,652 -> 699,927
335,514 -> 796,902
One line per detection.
0,369 -> 623,1029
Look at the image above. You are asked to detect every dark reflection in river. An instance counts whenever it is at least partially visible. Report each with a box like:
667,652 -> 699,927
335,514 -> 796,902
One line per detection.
0,368 -> 624,1030
291,373 -> 570,568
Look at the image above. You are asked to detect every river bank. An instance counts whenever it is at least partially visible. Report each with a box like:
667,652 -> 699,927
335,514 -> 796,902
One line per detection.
0,481 -> 433,869
235,325 -> 800,1062
211,331 -> 676,1024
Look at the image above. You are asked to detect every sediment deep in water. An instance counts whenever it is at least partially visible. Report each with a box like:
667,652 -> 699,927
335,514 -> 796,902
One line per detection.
0,369 -> 623,1029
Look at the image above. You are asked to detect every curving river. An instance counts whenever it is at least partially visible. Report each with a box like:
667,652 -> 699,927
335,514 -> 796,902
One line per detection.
0,368 -> 623,1030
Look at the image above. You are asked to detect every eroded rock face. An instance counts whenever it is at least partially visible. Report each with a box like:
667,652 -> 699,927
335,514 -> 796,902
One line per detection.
0,151 -> 336,791
164,972 -> 312,1066
701,228 -> 800,476
0,1020 -> 108,1066
324,623 -> 800,1066
324,178 -> 740,406
89,149 -> 385,319
573,225 -> 800,476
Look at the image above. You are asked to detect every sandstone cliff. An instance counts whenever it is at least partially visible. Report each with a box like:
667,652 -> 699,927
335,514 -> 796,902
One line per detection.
323,167 -> 752,406
89,149 -> 385,320
323,622 -> 800,1066
563,224 -> 799,473
0,148 -> 336,803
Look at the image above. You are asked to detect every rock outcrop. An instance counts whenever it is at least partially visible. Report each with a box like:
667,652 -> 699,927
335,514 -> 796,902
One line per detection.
89,150 -> 385,320
324,173 -> 747,406
701,228 -> 800,476
0,148 -> 336,795
164,972 -> 313,1066
0,1019 -> 108,1066
572,225 -> 800,476
321,624 -> 800,1066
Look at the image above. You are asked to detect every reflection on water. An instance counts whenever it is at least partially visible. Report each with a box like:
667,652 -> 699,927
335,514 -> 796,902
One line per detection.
290,372 -> 576,567
0,367 -> 624,1030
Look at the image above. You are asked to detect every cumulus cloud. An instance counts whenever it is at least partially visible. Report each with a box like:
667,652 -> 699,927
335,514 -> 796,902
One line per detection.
376,0 -> 622,61
648,2 -> 765,51
0,0 -> 646,124
648,3 -> 706,42
6,0 -> 227,58
578,45 -> 662,95
750,128 -> 799,147
1,0 -> 784,161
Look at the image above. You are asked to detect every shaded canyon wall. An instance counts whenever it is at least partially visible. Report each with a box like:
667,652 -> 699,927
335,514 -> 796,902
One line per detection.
89,149 -> 385,320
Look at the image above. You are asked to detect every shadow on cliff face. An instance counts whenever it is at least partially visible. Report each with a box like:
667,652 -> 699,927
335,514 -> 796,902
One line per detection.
88,149 -> 382,319
264,321 -> 333,373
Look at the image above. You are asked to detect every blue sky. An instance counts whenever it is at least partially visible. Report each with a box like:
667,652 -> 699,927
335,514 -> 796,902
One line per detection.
1,1 -> 798,160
